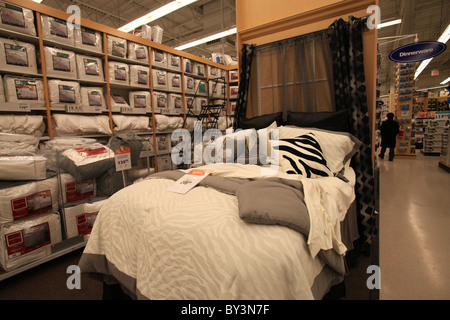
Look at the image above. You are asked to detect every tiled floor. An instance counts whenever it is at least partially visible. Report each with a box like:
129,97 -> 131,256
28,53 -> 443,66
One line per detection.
379,153 -> 450,300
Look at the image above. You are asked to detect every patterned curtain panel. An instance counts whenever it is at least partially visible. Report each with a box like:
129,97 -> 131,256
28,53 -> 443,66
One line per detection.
234,44 -> 256,129
328,17 -> 377,244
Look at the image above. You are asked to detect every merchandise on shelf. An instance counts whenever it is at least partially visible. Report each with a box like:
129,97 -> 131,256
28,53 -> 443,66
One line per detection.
3,76 -> 45,107
63,199 -> 107,240
0,114 -> 45,136
112,115 -> 151,133
80,87 -> 107,111
0,213 -> 62,271
168,93 -> 183,114
48,79 -> 81,105
168,72 -> 182,93
107,34 -> 127,58
129,91 -> 151,112
129,65 -> 150,88
74,27 -> 103,53
0,2 -> 36,36
41,15 -> 75,46
108,61 -> 130,85
75,55 -> 105,82
52,114 -> 112,136
0,152 -> 47,181
152,69 -> 168,90
110,93 -> 130,112
44,47 -> 77,79
151,49 -> 167,68
152,91 -> 168,113
0,176 -> 59,224
127,42 -> 149,64
0,37 -> 37,74
167,53 -> 181,71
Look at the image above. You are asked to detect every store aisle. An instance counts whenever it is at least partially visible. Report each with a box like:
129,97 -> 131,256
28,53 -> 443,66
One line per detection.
379,153 -> 450,300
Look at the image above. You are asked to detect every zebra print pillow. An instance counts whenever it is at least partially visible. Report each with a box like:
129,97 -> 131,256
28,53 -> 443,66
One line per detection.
274,132 -> 332,178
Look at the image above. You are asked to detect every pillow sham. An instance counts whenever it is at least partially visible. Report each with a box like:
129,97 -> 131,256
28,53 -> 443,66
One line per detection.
286,109 -> 349,132
273,132 -> 332,178
237,112 -> 283,130
275,126 -> 361,175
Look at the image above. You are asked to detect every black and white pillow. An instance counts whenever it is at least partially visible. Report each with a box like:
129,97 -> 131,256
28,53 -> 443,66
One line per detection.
275,132 -> 332,178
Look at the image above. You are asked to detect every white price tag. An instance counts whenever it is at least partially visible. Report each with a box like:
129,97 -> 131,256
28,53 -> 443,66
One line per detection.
115,147 -> 132,171
17,103 -> 31,112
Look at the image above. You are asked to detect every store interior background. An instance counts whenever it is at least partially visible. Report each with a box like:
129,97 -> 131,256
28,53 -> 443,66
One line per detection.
1,0 -> 448,300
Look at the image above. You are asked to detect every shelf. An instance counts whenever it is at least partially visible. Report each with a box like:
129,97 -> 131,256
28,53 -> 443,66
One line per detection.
43,39 -> 104,58
0,101 -> 46,112
0,236 -> 86,282
0,27 -> 39,44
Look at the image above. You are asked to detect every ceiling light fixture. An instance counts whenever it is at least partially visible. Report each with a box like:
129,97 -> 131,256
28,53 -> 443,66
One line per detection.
118,0 -> 199,33
415,23 -> 450,80
377,19 -> 402,29
175,27 -> 237,51
440,76 -> 450,85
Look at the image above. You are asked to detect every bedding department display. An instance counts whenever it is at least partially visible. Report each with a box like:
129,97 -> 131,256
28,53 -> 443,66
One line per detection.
79,123 -> 361,299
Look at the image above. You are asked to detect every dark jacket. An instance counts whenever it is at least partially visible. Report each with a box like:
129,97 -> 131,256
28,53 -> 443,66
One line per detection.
380,119 -> 400,148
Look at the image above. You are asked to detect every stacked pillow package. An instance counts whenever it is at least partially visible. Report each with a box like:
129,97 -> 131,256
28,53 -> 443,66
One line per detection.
0,133 -> 63,271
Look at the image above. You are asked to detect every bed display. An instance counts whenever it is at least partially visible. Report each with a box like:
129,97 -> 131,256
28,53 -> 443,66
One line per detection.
0,213 -> 62,271
79,123 -> 361,300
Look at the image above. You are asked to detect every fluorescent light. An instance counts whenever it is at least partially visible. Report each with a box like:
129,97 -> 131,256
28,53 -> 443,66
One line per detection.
32,0 -> 43,3
118,0 -> 198,33
441,76 -> 450,85
377,19 -> 402,29
175,27 -> 237,51
415,23 -> 450,80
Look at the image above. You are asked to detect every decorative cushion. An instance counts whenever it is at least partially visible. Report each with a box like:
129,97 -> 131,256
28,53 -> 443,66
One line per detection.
274,132 -> 332,178
286,109 -> 349,132
238,112 -> 283,130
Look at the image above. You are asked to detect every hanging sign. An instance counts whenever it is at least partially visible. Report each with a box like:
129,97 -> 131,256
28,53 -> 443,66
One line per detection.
389,41 -> 447,63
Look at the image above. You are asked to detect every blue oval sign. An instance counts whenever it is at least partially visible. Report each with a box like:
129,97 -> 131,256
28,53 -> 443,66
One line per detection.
389,41 -> 447,63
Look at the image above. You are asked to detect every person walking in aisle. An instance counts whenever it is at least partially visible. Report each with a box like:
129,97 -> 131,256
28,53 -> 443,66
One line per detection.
379,112 -> 400,161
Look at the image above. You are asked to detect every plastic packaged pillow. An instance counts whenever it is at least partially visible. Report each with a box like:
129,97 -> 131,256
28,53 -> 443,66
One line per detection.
107,35 -> 127,58
184,76 -> 195,95
0,152 -> 47,181
151,25 -> 163,43
129,91 -> 151,111
0,115 -> 45,136
167,53 -> 181,71
168,93 -> 183,114
129,65 -> 150,87
3,76 -> 45,106
76,54 -> 104,82
152,69 -> 168,90
58,143 -> 115,182
108,61 -> 129,85
0,2 -> 36,36
112,115 -> 151,132
74,27 -> 103,53
52,114 -> 111,136
40,15 -> 74,46
128,42 -> 148,63
195,80 -> 207,96
0,213 -> 62,271
59,173 -> 96,204
80,87 -> 106,111
110,93 -> 129,112
48,79 -> 81,105
151,49 -> 167,68
63,199 -> 106,239
0,133 -> 39,153
168,73 -> 182,92
0,176 -> 59,224
0,37 -> 38,74
152,92 -> 168,113
44,47 -> 77,79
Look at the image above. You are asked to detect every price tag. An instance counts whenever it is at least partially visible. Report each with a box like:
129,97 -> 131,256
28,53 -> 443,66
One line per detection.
17,103 -> 31,112
66,105 -> 83,113
115,147 -> 132,171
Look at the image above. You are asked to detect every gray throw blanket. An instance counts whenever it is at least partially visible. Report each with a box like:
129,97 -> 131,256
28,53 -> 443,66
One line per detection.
150,171 -> 346,276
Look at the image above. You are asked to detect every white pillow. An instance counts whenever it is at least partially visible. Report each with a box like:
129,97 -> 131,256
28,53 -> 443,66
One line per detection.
275,126 -> 361,175
41,15 -> 74,46
107,35 -> 127,58
52,114 -> 111,136
127,42 -> 148,63
0,2 -> 36,36
76,54 -> 104,82
112,115 -> 151,132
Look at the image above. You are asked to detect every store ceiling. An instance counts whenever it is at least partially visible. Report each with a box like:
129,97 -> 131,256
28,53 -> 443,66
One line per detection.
38,0 -> 449,96
40,0 -> 237,59
378,0 -> 450,96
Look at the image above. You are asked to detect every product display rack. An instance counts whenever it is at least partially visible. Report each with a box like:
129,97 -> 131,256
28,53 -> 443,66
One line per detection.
0,0 -> 238,281
394,62 -> 416,157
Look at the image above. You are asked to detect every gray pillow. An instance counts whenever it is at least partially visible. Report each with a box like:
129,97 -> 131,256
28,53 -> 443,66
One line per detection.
236,178 -> 310,236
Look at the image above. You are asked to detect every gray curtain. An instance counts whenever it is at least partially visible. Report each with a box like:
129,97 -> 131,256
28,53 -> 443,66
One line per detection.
244,30 -> 335,119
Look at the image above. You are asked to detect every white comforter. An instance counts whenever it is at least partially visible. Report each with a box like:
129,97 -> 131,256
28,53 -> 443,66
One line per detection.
82,163 -> 355,299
